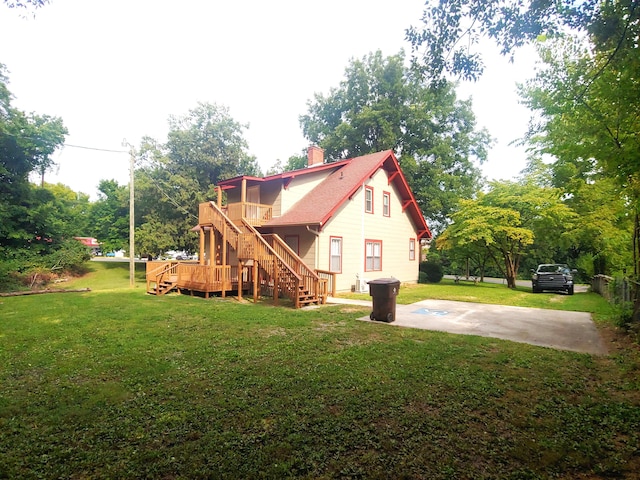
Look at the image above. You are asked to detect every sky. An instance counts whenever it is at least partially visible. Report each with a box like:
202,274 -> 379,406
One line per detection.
1,0 -> 536,200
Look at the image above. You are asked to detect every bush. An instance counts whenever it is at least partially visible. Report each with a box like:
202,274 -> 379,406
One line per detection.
0,240 -> 91,292
419,260 -> 444,283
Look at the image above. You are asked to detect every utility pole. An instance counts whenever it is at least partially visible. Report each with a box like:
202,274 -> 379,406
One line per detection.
123,139 -> 135,288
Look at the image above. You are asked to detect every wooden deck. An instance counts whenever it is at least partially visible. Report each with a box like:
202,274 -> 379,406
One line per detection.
146,201 -> 336,307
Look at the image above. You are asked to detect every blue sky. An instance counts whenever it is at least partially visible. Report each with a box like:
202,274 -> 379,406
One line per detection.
1,0 -> 534,199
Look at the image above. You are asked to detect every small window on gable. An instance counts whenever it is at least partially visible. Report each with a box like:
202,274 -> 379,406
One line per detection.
383,191 -> 390,217
365,186 -> 373,214
409,238 -> 416,261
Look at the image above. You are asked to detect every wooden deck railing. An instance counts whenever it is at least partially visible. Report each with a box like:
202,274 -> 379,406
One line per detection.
177,264 -> 232,293
316,269 -> 336,298
198,201 -> 242,246
226,202 -> 273,226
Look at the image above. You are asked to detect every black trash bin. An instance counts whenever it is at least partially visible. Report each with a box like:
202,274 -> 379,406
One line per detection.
368,278 -> 400,322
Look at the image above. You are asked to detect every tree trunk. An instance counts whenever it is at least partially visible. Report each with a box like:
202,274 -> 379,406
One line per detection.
0,288 -> 91,297
504,252 -> 518,289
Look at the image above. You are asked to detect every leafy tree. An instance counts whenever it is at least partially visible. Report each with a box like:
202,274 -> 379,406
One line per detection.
0,64 -> 67,262
132,103 -> 260,255
134,165 -> 200,255
88,179 -> 129,254
300,50 -> 490,229
437,179 -> 575,288
406,0 -> 609,82
266,152 -> 307,175
165,102 -> 261,192
135,217 -> 181,259
519,10 -> 640,315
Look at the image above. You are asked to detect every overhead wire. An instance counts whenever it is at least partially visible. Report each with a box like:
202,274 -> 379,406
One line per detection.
4,133 -> 200,221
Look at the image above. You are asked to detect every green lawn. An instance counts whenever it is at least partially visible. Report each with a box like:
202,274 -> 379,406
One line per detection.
1,262 -> 639,479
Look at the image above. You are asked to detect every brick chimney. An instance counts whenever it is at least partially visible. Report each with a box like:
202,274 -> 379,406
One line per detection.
307,145 -> 324,167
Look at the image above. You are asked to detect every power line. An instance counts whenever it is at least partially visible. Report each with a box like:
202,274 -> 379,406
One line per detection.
63,143 -> 128,154
2,131 -> 128,154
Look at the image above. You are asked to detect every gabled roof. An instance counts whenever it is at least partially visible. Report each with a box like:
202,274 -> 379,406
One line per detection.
218,150 -> 432,240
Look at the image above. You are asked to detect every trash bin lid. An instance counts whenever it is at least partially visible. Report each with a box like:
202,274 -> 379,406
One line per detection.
367,278 -> 400,285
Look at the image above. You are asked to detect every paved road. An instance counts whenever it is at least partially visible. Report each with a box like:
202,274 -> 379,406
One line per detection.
326,296 -> 606,355
443,275 -> 589,293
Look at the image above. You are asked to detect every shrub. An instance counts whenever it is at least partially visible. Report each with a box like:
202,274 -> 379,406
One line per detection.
419,260 -> 444,283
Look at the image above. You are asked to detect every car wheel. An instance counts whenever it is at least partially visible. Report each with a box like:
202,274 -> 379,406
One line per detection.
369,312 -> 375,321
568,286 -> 574,295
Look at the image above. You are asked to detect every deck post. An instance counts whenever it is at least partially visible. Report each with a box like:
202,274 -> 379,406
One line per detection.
216,186 -> 222,209
252,261 -> 258,303
273,260 -> 279,306
209,226 -> 215,267
238,261 -> 243,301
221,225 -> 228,298
199,227 -> 205,265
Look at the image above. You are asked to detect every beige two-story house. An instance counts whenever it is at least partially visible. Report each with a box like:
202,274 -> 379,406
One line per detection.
146,147 -> 431,308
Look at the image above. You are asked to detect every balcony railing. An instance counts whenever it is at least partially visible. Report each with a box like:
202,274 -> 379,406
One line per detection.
226,202 -> 273,226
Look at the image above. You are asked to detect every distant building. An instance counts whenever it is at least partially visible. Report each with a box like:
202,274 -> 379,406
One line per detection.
73,237 -> 101,255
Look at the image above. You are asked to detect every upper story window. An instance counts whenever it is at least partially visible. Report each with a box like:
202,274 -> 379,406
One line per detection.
383,191 -> 390,217
365,186 -> 373,214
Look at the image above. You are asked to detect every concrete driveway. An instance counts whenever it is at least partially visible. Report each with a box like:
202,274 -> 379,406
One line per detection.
327,297 -> 607,355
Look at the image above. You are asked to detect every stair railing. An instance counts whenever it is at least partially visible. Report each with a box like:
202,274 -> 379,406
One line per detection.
199,201 -> 242,246
146,261 -> 179,295
262,233 -> 327,304
238,221 -> 304,307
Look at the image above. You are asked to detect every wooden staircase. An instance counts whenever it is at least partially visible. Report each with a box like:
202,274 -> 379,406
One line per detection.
200,201 -> 327,308
146,262 -> 179,296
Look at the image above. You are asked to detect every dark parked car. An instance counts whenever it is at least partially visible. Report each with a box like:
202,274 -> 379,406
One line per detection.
531,264 -> 577,295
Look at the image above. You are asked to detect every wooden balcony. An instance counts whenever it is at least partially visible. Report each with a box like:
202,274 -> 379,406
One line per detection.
226,202 -> 273,226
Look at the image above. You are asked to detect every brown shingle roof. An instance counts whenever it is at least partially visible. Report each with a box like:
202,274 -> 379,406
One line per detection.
265,150 -> 431,239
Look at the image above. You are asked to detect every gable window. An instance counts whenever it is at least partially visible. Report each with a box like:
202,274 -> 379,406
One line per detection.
383,191 -> 390,217
365,240 -> 382,271
409,238 -> 416,261
364,186 -> 374,213
330,237 -> 342,273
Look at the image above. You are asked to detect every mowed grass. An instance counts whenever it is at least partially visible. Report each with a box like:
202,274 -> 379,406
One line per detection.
1,262 -> 639,479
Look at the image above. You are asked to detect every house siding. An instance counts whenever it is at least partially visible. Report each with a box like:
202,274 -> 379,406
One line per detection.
318,168 -> 420,292
279,169 -> 334,215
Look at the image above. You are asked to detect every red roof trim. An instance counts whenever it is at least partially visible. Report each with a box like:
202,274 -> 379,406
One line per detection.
319,152 -> 390,225
217,160 -> 352,189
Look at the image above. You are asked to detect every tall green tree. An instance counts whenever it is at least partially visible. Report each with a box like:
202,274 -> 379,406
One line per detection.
406,0 -> 609,82
437,179 -> 575,288
266,152 -> 307,175
0,64 -> 67,260
519,11 -> 640,315
132,103 -> 260,255
88,179 -> 129,254
300,50 -> 490,229
165,102 -> 261,192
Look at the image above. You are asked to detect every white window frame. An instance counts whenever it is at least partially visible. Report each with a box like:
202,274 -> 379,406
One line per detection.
330,236 -> 342,273
365,240 -> 382,272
